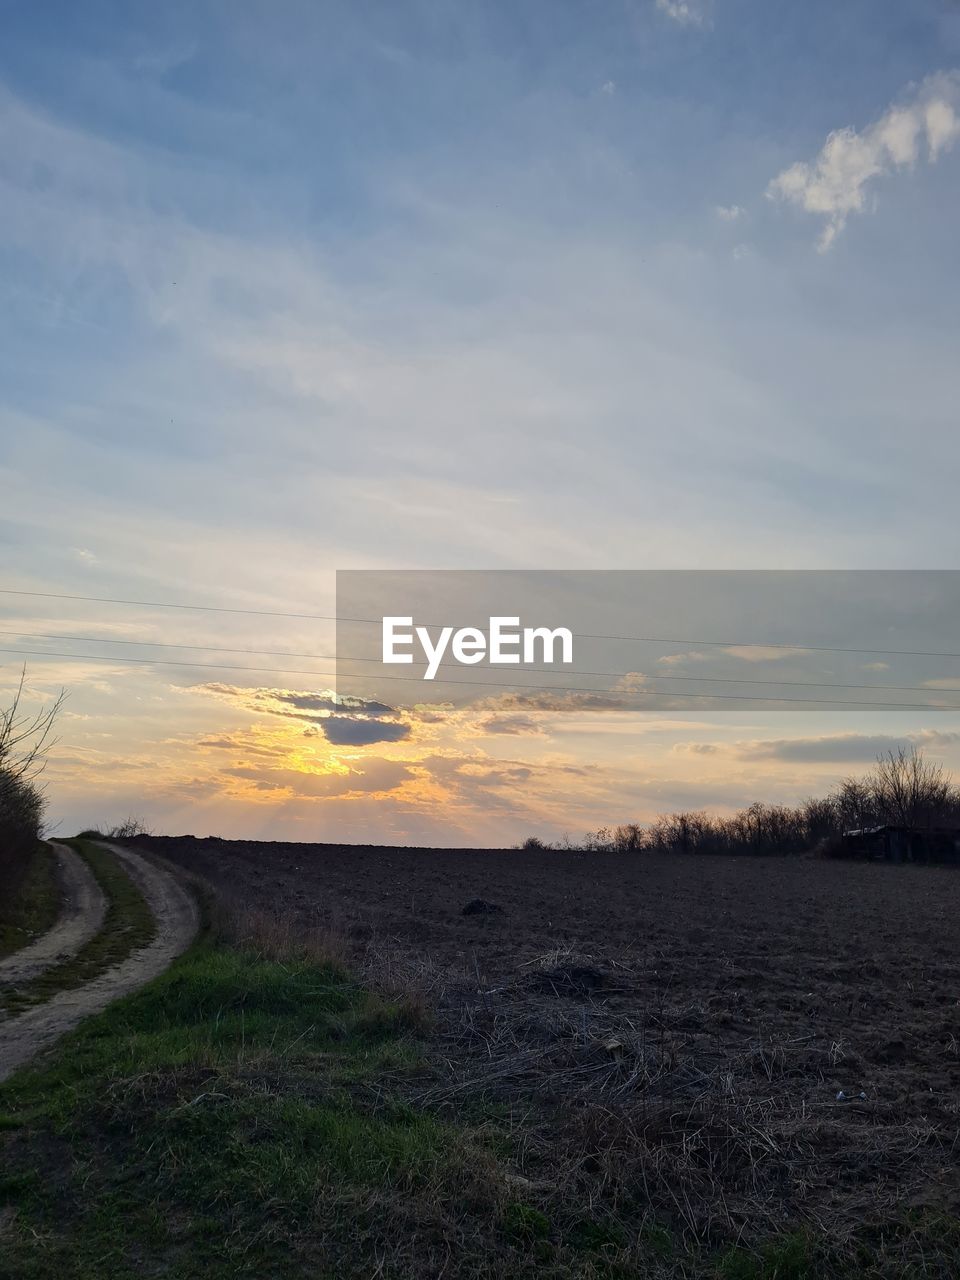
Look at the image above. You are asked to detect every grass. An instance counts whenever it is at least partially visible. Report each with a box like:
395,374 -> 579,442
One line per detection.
0,940 -> 505,1279
1,926 -> 955,1279
0,843 -> 59,960
0,839 -> 155,1015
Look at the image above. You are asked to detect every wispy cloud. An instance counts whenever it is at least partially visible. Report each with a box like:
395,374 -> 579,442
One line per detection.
721,646 -> 810,663
477,714 -> 546,736
677,729 -> 960,764
767,71 -> 960,250
655,0 -> 708,27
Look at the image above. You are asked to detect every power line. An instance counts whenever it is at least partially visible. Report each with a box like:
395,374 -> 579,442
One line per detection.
1,629 -> 959,697
0,629 -> 333,661
0,587 -> 336,622
2,645 -> 960,710
4,584 -> 960,661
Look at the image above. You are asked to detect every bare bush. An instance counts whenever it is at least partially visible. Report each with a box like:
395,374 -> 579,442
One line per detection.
0,668 -> 64,904
613,822 -> 645,852
107,816 -> 150,841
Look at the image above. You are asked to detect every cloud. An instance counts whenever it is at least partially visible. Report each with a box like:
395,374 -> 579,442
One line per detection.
225,758 -> 414,799
600,80 -> 616,96
715,204 -> 743,221
657,650 -> 711,667
655,0 -> 708,26
739,734 -> 916,763
677,729 -> 960,764
658,646 -> 808,668
490,689 -> 645,713
721,646 -> 809,663
266,689 -> 397,718
196,735 -> 287,758
319,716 -> 411,746
477,714 -> 545,736
194,683 -> 398,721
767,71 -> 960,250
192,682 -> 411,745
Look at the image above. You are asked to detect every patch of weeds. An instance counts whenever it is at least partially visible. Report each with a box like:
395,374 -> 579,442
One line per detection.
641,1221 -> 675,1260
716,1231 -> 817,1280
504,1201 -> 552,1242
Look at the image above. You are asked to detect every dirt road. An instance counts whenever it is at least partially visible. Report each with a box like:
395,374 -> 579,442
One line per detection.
0,842 -> 107,986
0,843 -> 198,1083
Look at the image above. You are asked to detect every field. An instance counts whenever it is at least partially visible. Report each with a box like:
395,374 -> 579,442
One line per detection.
128,836 -> 960,1275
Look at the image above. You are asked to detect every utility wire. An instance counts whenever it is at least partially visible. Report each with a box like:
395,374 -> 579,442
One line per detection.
1,629 -> 958,697
3,585 -> 960,661
2,645 -> 959,710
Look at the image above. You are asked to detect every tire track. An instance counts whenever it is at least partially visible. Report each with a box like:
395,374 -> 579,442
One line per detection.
0,843 -> 107,986
0,843 -> 198,1083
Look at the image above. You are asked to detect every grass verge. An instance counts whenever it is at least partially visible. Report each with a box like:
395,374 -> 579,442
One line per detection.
0,843 -> 59,961
0,840 -> 155,1015
0,939 -> 508,1280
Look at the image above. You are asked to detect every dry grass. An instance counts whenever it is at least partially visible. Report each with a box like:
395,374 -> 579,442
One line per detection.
383,956 -> 960,1276
217,901 -> 351,967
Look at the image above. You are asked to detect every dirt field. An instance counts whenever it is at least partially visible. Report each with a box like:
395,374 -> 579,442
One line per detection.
135,836 -> 960,1267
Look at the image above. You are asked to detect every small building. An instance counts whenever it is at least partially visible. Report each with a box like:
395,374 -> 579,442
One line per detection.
841,825 -> 960,864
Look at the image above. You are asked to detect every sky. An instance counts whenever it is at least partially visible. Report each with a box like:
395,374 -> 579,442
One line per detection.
2,0 -> 960,845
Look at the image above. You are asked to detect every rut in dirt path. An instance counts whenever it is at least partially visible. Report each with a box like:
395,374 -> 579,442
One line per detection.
0,843 -> 107,987
0,843 -> 198,1084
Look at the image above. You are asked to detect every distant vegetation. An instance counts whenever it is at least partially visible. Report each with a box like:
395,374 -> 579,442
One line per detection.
526,747 -> 960,856
77,817 -> 151,842
0,670 -> 63,903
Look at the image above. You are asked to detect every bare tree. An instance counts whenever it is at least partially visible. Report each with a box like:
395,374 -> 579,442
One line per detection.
1,668 -> 65,903
0,666 -> 66,782
868,746 -> 955,829
833,776 -> 875,832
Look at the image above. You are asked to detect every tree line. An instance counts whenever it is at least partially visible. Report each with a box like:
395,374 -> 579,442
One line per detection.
524,747 -> 960,856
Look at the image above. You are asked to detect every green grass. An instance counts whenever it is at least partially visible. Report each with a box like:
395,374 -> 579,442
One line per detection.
0,941 -> 497,1279
0,840 -> 155,1015
0,843 -> 59,960
716,1233 -> 818,1280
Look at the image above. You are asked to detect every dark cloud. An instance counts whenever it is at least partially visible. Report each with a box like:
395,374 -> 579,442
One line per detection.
193,683 -> 410,743
268,690 -> 397,717
194,683 -> 397,720
319,716 -> 412,746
